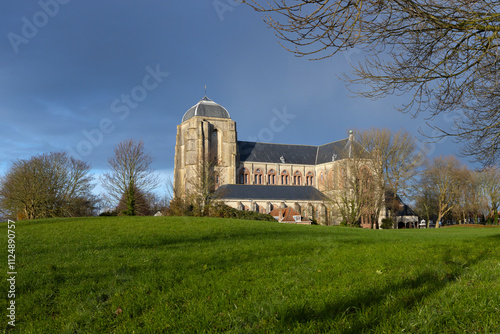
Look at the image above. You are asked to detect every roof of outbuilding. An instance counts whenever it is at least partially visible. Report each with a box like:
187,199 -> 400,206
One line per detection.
238,137 -> 366,165
182,96 -> 231,123
216,184 -> 328,201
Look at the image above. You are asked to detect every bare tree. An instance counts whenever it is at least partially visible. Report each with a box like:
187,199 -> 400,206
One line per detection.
101,139 -> 160,215
186,159 -> 225,216
412,174 -> 438,228
323,139 -> 378,227
0,152 -> 96,219
418,156 -> 465,227
243,0 -> 500,165
453,166 -> 483,224
478,166 -> 500,224
356,128 -> 423,220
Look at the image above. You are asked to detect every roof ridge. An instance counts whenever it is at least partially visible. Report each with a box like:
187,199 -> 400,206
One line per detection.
318,137 -> 349,148
238,140 -> 319,148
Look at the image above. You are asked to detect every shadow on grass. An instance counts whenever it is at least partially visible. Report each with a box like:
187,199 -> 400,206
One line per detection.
112,229 -> 377,251
279,249 -> 489,333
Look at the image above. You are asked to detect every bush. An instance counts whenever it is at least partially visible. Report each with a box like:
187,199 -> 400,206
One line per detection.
99,211 -> 117,217
381,218 -> 394,229
209,202 -> 276,222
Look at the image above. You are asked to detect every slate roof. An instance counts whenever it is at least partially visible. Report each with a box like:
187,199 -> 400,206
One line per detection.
238,141 -> 318,165
216,184 -> 328,201
182,96 -> 231,123
238,138 -> 366,165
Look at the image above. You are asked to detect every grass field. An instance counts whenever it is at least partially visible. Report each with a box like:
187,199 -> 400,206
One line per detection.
1,217 -> 499,333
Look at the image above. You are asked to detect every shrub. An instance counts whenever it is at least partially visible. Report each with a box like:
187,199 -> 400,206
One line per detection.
381,218 -> 394,229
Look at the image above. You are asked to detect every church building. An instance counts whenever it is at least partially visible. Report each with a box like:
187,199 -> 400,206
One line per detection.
173,96 -> 373,225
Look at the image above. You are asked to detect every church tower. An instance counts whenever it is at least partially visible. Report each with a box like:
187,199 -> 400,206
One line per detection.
173,96 -> 237,197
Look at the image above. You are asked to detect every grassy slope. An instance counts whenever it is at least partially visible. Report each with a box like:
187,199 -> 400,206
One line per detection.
1,217 -> 499,333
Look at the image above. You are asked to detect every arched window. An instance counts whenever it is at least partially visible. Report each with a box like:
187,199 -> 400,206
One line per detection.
254,168 -> 263,185
239,168 -> 249,184
328,169 -> 335,189
268,169 -> 276,185
294,171 -> 302,185
306,172 -> 314,186
281,170 -> 289,185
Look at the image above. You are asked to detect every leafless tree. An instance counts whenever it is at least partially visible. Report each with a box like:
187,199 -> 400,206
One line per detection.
412,173 -> 438,228
418,156 -> 465,227
478,166 -> 500,223
101,139 -> 160,215
0,152 -> 96,219
186,159 -> 226,216
356,128 -> 423,218
323,140 -> 378,227
243,0 -> 500,165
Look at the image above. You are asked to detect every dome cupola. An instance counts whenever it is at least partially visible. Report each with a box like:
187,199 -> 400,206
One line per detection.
182,96 -> 231,123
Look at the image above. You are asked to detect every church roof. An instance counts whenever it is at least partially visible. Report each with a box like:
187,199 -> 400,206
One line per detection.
182,96 -> 231,123
238,141 -> 318,165
216,184 -> 328,201
238,138 -> 366,165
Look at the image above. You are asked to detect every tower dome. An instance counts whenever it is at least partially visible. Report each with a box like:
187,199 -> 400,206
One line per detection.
182,96 -> 231,123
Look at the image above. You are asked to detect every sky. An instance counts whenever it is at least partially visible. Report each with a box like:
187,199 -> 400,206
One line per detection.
1,0 -> 467,195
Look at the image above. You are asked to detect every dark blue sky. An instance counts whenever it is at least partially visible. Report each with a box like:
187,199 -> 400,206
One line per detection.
1,0 -> 466,192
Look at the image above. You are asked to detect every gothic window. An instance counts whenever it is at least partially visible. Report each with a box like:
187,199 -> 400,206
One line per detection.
306,172 -> 314,186
281,170 -> 289,185
294,171 -> 302,185
268,169 -> 276,185
239,168 -> 249,184
254,168 -> 263,185
328,169 -> 335,189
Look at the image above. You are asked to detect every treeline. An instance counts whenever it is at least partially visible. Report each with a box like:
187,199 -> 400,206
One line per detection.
0,140 -> 167,220
413,156 -> 500,225
0,152 -> 97,220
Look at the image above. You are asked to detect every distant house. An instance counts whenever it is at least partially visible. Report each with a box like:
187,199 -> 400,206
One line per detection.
385,192 -> 419,228
269,207 -> 312,225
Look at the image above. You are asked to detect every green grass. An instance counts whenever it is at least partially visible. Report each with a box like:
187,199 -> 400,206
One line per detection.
1,217 -> 500,333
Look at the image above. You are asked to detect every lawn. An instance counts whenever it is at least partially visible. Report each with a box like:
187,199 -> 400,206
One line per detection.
1,216 -> 499,333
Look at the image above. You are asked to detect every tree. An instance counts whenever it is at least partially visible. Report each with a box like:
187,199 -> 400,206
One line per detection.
356,128 -> 423,222
187,159 -> 224,216
101,139 -> 160,215
453,166 -> 485,224
418,156 -> 464,227
478,166 -> 500,224
243,1 -> 500,165
0,152 -> 96,219
323,136 -> 378,227
412,174 -> 438,228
